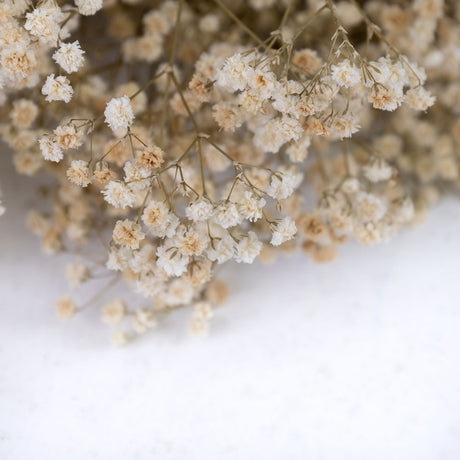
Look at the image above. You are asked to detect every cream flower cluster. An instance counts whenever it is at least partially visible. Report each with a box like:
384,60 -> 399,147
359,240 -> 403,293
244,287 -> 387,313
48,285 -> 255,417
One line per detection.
0,0 -> 457,342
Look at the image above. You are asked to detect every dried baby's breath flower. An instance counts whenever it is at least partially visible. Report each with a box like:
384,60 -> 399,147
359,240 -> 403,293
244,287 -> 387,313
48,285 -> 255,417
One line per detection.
54,125 -> 84,150
123,161 -> 150,190
42,227 -> 63,255
238,192 -> 265,222
189,74 -> 211,102
354,192 -> 387,223
103,181 -> 136,209
270,217 -> 297,246
113,219 -> 145,249
330,115 -> 360,139
67,160 -> 91,187
266,172 -> 297,201
56,295 -> 77,320
137,146 -> 164,170
286,136 -> 310,163
193,301 -> 214,320
75,0 -> 103,16
236,231 -> 262,263
292,49 -> 322,73
212,102 -> 244,132
39,136 -> 63,162
189,317 -> 210,337
102,298 -> 126,326
368,86 -> 402,111
142,200 -> 179,237
216,53 -> 253,92
66,261 -> 90,289
156,244 -> 188,276
25,7 -> 63,46
213,202 -> 242,229
132,309 -> 157,335
331,59 -> 362,88
363,157 -> 393,182
297,213 -> 329,243
207,234 -> 235,264
405,87 -> 436,111
42,74 -> 73,103
185,259 -> 212,287
26,210 -> 51,237
1,43 -> 37,86
104,96 -> 135,133
177,227 -> 208,256
93,162 -> 116,186
10,99 -> 38,129
53,41 -> 85,74
186,197 -> 214,222
111,330 -> 129,346
204,280 -> 229,306
302,242 -> 338,263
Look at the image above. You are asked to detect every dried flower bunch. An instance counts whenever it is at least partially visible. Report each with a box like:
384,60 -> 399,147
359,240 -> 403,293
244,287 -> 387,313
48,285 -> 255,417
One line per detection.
1,0 -> 458,343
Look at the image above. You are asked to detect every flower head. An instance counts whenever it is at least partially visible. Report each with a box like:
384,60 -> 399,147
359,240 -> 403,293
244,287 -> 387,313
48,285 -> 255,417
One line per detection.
270,217 -> 297,246
104,96 -> 135,133
53,41 -> 85,74
42,74 -> 73,103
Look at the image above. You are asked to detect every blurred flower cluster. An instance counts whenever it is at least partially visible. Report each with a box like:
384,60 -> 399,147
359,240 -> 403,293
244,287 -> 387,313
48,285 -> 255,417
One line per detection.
0,0 -> 458,343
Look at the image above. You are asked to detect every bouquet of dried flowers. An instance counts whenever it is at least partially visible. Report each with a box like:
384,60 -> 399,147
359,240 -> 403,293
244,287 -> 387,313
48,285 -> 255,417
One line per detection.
0,0 -> 458,343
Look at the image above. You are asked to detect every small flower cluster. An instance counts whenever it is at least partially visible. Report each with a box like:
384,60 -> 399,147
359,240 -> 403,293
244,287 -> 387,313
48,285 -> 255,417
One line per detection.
1,0 -> 459,343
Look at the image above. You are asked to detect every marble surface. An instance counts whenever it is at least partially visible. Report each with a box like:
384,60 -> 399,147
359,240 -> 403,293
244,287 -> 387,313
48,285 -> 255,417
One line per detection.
1,155 -> 460,459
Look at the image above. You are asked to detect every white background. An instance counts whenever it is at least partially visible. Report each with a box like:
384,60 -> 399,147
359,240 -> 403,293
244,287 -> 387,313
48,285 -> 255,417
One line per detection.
1,154 -> 460,459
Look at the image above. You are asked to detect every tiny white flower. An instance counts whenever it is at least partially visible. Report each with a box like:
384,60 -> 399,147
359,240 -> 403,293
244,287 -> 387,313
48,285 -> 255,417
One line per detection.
66,160 -> 91,187
156,245 -> 189,277
39,136 -> 63,162
25,7 -> 63,45
104,95 -> 135,133
405,86 -> 436,111
186,196 -> 214,222
235,231 -> 262,263
123,161 -> 151,190
74,0 -> 103,16
266,171 -> 297,200
53,41 -> 85,74
102,181 -> 136,209
215,53 -> 254,92
102,299 -> 126,326
354,191 -> 387,223
213,202 -> 242,228
363,157 -> 393,182
330,59 -> 361,88
238,191 -> 265,222
207,234 -> 235,264
106,247 -> 131,271
42,74 -> 73,103
270,217 -> 297,246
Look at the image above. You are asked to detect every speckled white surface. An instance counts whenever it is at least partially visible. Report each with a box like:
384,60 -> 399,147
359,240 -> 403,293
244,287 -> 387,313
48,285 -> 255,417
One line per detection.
1,155 -> 460,459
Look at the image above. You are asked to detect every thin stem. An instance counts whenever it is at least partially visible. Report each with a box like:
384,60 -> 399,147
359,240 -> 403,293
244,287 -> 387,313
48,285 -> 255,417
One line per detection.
136,188 -> 151,224
129,70 -> 167,100
176,137 -> 197,163
169,0 -> 184,67
159,75 -> 171,147
197,137 -> 207,196
213,0 -> 269,50
79,276 -> 120,311
279,0 -> 294,30
127,129 -> 136,159
170,71 -> 200,132
157,175 -> 172,209
97,138 -> 123,163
